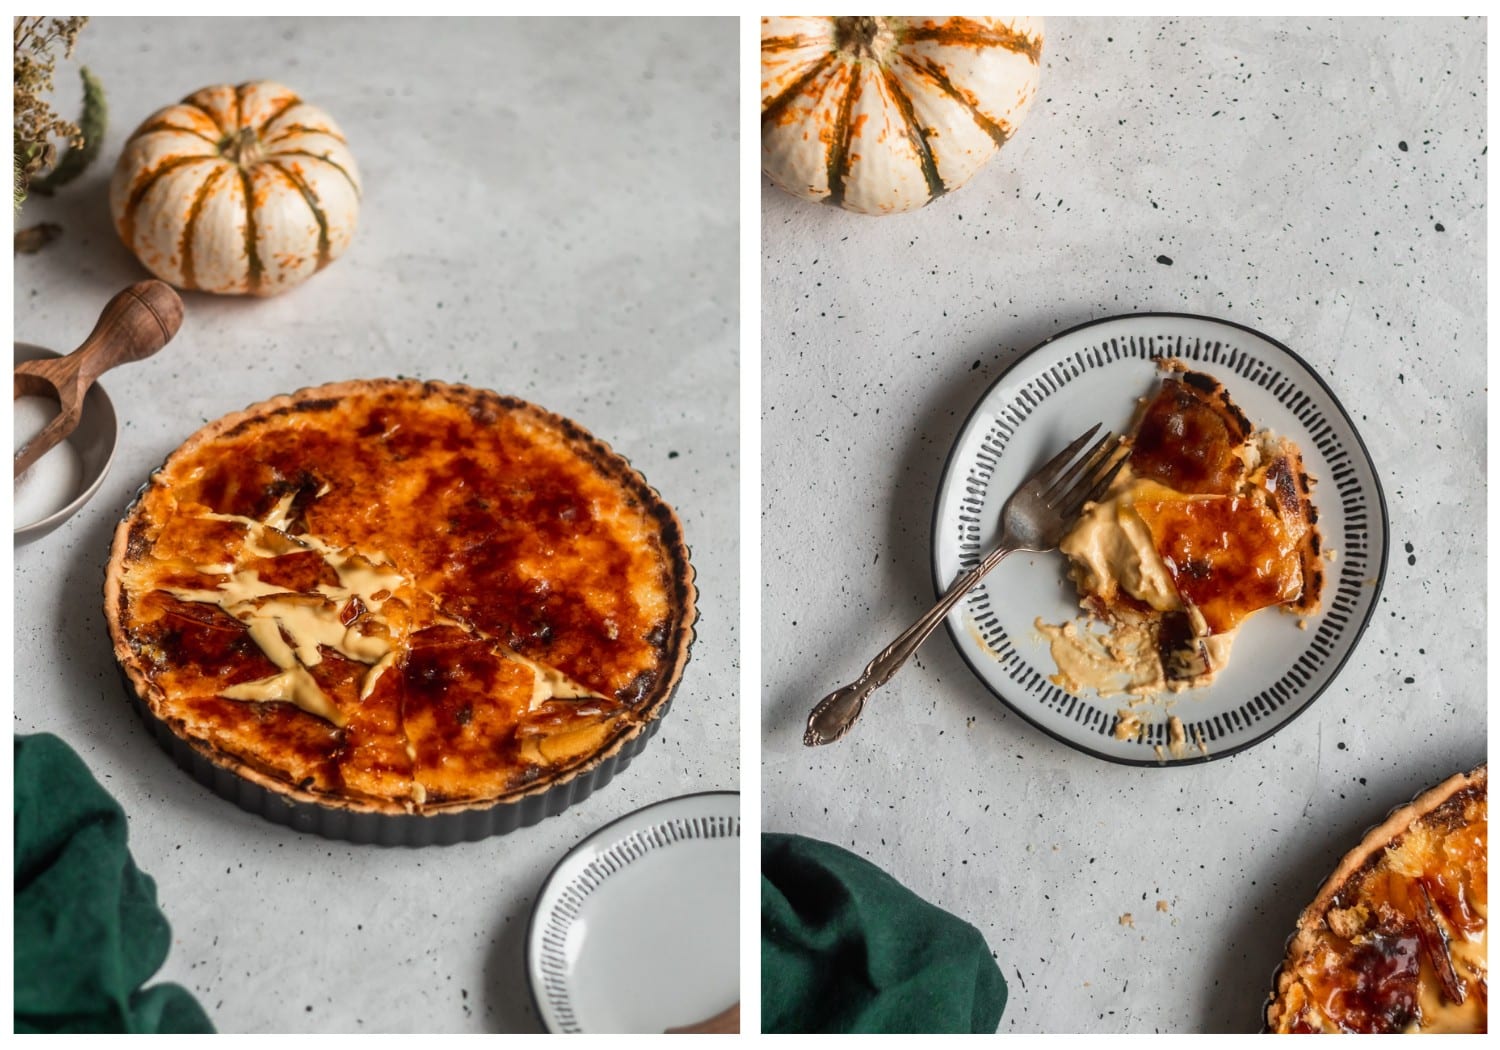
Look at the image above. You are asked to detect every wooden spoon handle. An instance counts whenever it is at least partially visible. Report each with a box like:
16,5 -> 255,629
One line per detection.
74,280 -> 183,389
15,281 -> 182,479
665,1002 -> 739,1034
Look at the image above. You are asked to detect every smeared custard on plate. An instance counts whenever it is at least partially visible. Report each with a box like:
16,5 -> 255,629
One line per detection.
1038,362 -> 1323,699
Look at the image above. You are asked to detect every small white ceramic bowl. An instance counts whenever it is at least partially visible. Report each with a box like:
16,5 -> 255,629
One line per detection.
14,342 -> 119,545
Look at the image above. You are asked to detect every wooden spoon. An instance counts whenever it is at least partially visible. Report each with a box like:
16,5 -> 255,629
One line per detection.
665,1002 -> 740,1034
15,280 -> 183,478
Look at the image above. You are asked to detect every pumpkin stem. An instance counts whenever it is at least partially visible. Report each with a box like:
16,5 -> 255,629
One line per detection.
222,126 -> 264,168
833,16 -> 886,58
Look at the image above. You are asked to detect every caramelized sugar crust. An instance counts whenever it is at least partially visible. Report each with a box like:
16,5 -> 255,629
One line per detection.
1133,494 -> 1303,634
1130,366 -> 1324,624
1267,768 -> 1488,1033
1129,369 -> 1251,495
106,380 -> 695,814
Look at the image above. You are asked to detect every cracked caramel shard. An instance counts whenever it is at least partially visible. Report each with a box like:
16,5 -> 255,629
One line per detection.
105,380 -> 695,817
1039,362 -> 1323,698
1266,767 -> 1487,1034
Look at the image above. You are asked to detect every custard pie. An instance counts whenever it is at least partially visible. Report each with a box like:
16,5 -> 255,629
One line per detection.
105,380 -> 695,828
1266,766 -> 1487,1033
1038,362 -> 1323,699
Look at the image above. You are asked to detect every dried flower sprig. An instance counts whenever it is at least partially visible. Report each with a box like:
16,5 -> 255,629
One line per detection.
15,16 -> 107,252
14,16 -> 88,208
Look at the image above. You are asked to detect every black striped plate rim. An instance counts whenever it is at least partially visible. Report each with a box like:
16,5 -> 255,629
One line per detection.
525,791 -> 740,1032
930,313 -> 1389,767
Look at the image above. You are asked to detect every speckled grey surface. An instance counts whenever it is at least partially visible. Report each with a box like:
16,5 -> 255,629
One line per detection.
14,16 -> 738,1034
761,17 -> 1484,1034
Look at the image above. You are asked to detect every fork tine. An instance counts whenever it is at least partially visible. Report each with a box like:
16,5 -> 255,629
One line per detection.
1057,443 -> 1130,520
1084,447 -> 1130,503
1025,422 -> 1101,493
1041,430 -> 1116,503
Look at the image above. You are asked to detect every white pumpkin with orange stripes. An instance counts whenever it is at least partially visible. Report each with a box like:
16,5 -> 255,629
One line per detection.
109,81 -> 361,296
761,16 -> 1044,214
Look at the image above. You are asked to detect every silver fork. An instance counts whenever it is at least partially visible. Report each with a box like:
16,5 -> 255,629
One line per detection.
803,423 -> 1129,747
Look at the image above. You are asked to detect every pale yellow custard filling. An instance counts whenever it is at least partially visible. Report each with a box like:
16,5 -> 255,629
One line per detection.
162,496 -> 600,727
1037,463 -> 1237,700
1057,469 -> 1185,615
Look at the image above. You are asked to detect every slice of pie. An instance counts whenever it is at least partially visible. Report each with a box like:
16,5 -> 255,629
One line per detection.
105,379 -> 695,822
1266,766 -> 1487,1033
1038,362 -> 1323,701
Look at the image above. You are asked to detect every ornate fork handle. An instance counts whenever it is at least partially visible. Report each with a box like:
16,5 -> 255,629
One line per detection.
804,541 -> 1015,746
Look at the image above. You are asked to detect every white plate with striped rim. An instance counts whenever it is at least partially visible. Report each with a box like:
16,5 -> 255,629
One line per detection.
525,791 -> 739,1033
932,313 -> 1388,766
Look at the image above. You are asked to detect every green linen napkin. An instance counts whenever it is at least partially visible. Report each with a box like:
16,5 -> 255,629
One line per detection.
761,831 -> 1007,1034
14,733 -> 214,1034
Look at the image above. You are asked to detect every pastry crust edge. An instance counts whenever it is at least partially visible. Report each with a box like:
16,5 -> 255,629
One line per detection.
1264,764 -> 1487,1032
